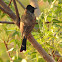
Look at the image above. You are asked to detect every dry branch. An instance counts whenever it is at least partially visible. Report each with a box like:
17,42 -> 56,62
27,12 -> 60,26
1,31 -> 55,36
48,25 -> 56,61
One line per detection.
4,41 -> 14,62
8,0 -> 12,7
0,6 -> 16,21
28,34 -> 55,62
0,6 -> 11,15
13,0 -> 20,20
0,0 -> 16,20
52,51 -> 62,62
0,21 -> 38,24
0,0 -> 11,11
0,6 -> 16,20
13,0 -> 20,27
0,21 -> 14,24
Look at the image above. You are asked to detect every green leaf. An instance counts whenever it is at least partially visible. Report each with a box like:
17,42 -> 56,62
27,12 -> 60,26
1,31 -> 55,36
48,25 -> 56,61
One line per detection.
0,58 -> 3,62
53,23 -> 62,28
8,39 -> 15,45
38,58 -> 45,62
43,0 -> 47,2
1,13 -> 6,18
59,42 -> 62,48
12,31 -> 19,37
52,19 -> 62,23
48,0 -> 54,3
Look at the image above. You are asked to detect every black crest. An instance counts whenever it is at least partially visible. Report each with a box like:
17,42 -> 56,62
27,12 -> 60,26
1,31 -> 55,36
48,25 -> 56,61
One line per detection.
26,5 -> 36,13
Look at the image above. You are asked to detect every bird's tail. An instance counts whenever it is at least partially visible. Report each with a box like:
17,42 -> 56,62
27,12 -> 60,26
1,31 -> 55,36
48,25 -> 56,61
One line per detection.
20,36 -> 27,52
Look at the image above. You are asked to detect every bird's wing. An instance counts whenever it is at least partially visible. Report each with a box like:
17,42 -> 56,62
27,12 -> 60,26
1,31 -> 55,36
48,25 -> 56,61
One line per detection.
20,13 -> 36,37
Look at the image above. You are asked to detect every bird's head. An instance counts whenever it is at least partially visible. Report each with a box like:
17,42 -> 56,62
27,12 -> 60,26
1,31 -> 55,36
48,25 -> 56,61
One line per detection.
26,5 -> 37,13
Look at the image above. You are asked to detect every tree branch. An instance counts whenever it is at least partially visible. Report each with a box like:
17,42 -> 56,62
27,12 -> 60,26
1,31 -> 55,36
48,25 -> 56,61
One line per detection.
28,34 -> 55,62
13,0 -> 20,20
0,0 -> 20,26
0,21 -> 14,24
0,21 -> 38,24
16,0 -> 25,9
4,41 -> 14,62
8,0 -> 12,7
52,50 -> 62,61
0,6 -> 16,20
0,0 -> 16,20
0,6 -> 10,14
0,0 -> 13,12
13,0 -> 20,27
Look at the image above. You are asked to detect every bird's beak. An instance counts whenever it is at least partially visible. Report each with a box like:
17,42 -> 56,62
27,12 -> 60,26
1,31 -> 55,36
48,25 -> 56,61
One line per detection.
34,7 -> 37,9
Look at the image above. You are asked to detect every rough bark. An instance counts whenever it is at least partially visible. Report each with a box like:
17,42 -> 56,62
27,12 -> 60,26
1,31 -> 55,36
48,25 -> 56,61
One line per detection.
28,34 -> 55,62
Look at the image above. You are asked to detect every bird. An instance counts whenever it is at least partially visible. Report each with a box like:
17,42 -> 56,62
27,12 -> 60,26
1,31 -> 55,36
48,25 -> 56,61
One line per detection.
20,5 -> 37,52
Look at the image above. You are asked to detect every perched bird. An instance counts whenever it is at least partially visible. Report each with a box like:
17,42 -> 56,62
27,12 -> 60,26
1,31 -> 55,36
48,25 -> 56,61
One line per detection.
20,5 -> 36,52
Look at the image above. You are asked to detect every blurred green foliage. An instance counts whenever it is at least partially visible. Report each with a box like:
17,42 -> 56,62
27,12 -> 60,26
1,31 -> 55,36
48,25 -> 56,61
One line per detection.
0,0 -> 62,62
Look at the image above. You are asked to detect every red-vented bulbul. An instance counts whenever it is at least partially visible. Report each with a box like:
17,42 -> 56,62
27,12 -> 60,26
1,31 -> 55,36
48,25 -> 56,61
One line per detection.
20,5 -> 36,52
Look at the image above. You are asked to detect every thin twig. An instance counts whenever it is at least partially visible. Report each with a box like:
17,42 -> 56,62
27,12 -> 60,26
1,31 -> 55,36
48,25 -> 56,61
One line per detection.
52,50 -> 62,61
13,0 -> 20,27
4,41 -> 14,62
28,34 -> 55,62
8,0 -> 12,7
0,21 -> 38,24
13,0 -> 20,20
0,21 -> 14,24
16,0 -> 25,9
